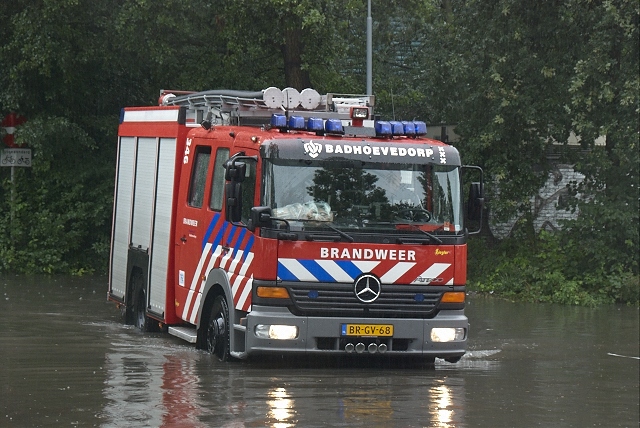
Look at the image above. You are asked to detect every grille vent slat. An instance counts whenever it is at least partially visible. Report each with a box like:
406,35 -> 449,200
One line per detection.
288,284 -> 441,318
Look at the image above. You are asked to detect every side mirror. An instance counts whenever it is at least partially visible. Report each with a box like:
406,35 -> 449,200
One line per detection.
225,181 -> 242,223
467,182 -> 484,220
466,181 -> 484,235
248,206 -> 273,232
225,161 -> 246,182
224,159 -> 247,223
462,165 -> 484,235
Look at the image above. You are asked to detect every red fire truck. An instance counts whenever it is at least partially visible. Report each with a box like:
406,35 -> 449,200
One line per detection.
108,87 -> 483,362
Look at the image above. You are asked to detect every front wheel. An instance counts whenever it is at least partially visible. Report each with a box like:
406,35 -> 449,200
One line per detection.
205,295 -> 230,361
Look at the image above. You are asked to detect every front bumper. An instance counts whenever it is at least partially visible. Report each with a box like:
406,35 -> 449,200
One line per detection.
245,305 -> 467,358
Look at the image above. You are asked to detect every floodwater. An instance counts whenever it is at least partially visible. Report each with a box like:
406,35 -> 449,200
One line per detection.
1,276 -> 638,428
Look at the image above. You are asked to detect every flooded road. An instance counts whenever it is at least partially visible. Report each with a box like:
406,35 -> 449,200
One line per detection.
1,275 -> 638,427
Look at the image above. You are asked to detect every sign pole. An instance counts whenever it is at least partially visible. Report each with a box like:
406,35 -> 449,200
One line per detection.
366,0 -> 372,96
1,147 -> 32,233
10,165 -> 15,226
2,113 -> 28,235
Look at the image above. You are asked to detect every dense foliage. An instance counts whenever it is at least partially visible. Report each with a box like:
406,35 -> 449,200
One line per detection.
453,0 -> 639,305
0,1 -> 637,303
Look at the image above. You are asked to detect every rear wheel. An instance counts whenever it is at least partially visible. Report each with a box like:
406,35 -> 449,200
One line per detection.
205,295 -> 230,361
134,288 -> 147,330
129,269 -> 155,332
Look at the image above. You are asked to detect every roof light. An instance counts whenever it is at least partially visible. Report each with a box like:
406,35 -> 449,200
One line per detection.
270,114 -> 287,128
402,121 -> 416,135
413,121 -> 428,136
350,106 -> 369,119
375,121 -> 392,136
325,118 -> 344,134
307,117 -> 324,132
300,88 -> 321,110
263,87 -> 284,109
283,87 -> 301,109
389,121 -> 404,135
288,115 -> 305,130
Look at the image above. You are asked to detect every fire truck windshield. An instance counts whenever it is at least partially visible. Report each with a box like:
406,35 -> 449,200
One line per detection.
262,159 -> 463,234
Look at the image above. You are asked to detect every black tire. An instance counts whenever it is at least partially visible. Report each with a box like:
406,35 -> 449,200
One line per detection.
133,288 -> 147,331
205,295 -> 231,361
129,269 -> 155,332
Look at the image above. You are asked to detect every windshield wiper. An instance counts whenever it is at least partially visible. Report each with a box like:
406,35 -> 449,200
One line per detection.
326,225 -> 355,242
302,225 -> 355,242
395,223 -> 443,244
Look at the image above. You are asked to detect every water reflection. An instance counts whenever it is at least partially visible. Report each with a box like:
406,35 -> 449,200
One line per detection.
102,339 -> 214,427
102,339 -> 164,427
101,342 -> 475,427
1,276 -> 637,427
161,355 -> 203,428
430,382 -> 454,427
338,390 -> 393,426
266,387 -> 296,428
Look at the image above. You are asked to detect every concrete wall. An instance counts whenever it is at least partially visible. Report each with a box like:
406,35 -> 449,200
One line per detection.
489,164 -> 584,239
424,124 -> 595,240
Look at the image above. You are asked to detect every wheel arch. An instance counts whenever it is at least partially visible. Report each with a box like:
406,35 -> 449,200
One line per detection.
195,267 -> 234,330
196,268 -> 242,353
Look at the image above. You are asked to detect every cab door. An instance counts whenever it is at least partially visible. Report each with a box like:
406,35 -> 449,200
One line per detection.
174,140 -> 230,324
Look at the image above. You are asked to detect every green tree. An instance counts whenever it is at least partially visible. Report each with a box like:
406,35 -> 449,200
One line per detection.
0,0 -> 227,273
209,0 -> 367,92
437,0 -> 639,303
1,0 -> 123,273
367,0 -> 441,121
432,1 -> 580,226
308,167 -> 388,219
1,0 -> 636,303
559,0 -> 639,281
0,0 -> 371,273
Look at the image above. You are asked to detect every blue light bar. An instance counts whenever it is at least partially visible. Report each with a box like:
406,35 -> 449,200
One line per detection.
288,115 -> 305,130
389,121 -> 404,135
271,114 -> 287,128
413,121 -> 427,135
325,118 -> 343,134
307,117 -> 324,132
375,121 -> 392,136
402,121 -> 416,135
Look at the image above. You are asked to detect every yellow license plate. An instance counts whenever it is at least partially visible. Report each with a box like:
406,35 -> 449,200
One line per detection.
341,324 -> 394,337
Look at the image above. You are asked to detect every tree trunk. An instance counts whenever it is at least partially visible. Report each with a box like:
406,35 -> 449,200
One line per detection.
281,27 -> 312,90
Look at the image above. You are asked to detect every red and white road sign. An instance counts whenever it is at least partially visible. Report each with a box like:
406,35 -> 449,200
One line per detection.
1,113 -> 27,148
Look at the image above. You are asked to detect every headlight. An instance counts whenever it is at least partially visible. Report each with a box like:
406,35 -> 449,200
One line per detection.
255,324 -> 298,340
430,327 -> 466,342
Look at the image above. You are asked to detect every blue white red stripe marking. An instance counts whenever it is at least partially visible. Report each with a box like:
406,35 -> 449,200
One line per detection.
182,213 -> 255,323
277,258 -> 452,285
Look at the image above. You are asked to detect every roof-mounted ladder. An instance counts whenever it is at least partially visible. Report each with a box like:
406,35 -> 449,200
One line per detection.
158,87 -> 375,124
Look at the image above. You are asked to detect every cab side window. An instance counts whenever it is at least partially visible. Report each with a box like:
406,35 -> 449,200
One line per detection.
209,148 -> 230,211
187,147 -> 211,208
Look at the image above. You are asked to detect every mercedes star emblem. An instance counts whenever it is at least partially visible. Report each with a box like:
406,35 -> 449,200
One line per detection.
354,274 -> 382,303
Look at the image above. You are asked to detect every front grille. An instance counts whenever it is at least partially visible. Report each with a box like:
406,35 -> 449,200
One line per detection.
288,283 -> 443,318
